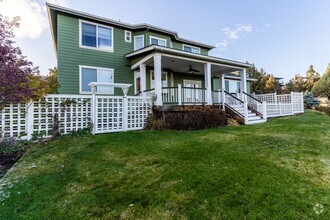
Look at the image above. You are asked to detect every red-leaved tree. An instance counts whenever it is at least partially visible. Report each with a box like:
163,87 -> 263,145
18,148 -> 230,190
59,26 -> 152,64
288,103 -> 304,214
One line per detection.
0,15 -> 39,108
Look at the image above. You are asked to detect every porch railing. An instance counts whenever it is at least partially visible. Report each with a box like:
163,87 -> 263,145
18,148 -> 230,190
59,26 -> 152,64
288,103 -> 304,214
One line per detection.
181,86 -> 206,105
162,87 -> 179,104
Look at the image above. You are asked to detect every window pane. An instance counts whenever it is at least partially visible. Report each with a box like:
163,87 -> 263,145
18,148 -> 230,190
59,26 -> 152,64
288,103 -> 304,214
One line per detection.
134,36 -> 144,50
183,46 -> 192,52
225,80 -> 229,92
98,26 -> 112,50
151,38 -> 158,45
161,72 -> 167,87
82,23 -> 96,47
81,68 -> 97,92
158,39 -> 166,46
192,48 -> 200,54
97,69 -> 113,93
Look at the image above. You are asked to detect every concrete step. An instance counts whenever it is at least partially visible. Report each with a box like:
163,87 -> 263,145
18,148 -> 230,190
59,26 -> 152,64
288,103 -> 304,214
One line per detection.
246,119 -> 267,124
248,115 -> 261,120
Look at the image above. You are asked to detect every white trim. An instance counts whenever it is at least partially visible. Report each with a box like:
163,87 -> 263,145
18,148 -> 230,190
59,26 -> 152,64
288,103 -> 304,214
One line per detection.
124,30 -> 132,43
79,65 -> 114,95
182,44 -> 201,54
149,36 -> 167,47
79,19 -> 114,52
150,70 -> 168,89
134,35 -> 145,50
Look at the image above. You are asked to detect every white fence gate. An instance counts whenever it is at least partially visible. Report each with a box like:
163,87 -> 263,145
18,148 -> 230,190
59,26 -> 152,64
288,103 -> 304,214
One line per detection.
0,94 -> 152,140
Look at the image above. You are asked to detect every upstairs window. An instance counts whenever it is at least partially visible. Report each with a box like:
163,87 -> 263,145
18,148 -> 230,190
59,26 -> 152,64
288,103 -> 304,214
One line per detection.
150,36 -> 167,47
134,35 -> 144,50
80,21 -> 113,52
125,30 -> 132,43
183,45 -> 201,54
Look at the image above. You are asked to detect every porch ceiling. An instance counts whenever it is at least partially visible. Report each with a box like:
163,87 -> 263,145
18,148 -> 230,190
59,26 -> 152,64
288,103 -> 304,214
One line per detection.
136,53 -> 242,76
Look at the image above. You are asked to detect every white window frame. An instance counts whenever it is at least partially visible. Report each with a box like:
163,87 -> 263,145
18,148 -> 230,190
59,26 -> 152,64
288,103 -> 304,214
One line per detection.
134,35 -> 145,50
182,44 -> 201,54
79,20 -> 114,52
79,65 -> 114,95
124,30 -> 132,43
149,36 -> 167,47
183,80 -> 202,88
150,70 -> 168,89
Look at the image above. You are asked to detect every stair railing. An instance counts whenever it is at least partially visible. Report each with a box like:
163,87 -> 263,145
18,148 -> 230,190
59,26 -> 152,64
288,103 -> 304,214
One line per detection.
242,92 -> 267,120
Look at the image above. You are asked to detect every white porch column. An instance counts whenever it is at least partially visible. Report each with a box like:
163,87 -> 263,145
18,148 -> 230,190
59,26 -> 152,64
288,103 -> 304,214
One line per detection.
139,64 -> 146,96
221,74 -> 225,110
240,69 -> 247,101
204,62 -> 212,105
154,53 -> 163,106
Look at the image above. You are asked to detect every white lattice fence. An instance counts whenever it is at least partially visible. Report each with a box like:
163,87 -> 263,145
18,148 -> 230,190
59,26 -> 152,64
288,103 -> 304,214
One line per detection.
127,97 -> 152,130
254,92 -> 304,118
1,94 -> 152,140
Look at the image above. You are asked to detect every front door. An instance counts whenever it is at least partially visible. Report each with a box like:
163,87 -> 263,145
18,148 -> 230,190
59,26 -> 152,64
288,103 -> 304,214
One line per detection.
183,80 -> 202,103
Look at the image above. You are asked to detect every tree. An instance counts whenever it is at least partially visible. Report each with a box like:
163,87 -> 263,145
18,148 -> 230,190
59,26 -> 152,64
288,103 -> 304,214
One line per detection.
265,74 -> 276,93
312,63 -> 330,99
47,67 -> 60,94
292,74 -> 305,92
0,15 -> 38,108
304,65 -> 320,91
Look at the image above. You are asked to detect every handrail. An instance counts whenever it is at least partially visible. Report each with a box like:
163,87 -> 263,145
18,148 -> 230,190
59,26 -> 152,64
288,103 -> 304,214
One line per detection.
143,88 -> 155,92
224,90 -> 244,104
242,91 -> 262,104
134,91 -> 142,96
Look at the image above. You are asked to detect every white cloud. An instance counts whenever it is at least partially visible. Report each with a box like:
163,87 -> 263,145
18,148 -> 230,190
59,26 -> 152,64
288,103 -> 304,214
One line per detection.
216,23 -> 253,52
0,0 -> 69,39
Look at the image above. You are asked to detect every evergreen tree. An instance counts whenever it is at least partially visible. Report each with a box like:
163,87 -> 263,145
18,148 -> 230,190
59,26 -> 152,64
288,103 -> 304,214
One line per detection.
304,65 -> 320,91
312,63 -> 330,99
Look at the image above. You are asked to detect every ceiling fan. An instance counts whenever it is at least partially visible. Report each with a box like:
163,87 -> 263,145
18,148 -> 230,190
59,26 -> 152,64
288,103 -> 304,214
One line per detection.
187,65 -> 200,74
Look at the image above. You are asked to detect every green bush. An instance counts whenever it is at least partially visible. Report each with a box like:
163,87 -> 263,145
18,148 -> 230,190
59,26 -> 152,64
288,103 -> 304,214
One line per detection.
0,137 -> 25,155
304,91 -> 320,109
145,107 -> 227,130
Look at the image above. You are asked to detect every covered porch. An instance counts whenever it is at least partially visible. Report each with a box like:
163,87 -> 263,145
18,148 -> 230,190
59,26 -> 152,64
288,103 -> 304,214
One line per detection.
127,45 -> 251,106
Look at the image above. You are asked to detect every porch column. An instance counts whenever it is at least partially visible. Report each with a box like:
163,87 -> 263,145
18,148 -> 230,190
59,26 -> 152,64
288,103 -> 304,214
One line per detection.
154,53 -> 163,106
240,69 -> 247,101
139,64 -> 146,96
204,62 -> 212,105
221,74 -> 225,110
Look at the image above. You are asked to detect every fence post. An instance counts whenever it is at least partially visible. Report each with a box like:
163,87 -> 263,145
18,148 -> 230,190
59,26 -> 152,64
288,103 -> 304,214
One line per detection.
122,96 -> 128,131
244,102 -> 249,124
26,100 -> 34,140
291,92 -> 294,114
178,84 -> 182,105
274,92 -> 277,103
218,89 -> 221,106
263,101 -> 267,120
91,86 -> 96,135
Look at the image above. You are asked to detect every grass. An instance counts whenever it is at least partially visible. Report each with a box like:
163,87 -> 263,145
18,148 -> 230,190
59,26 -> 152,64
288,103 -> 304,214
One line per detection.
0,110 -> 329,219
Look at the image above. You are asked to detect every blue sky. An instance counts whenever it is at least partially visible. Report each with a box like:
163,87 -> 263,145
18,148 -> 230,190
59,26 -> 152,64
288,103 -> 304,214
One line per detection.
1,0 -> 330,81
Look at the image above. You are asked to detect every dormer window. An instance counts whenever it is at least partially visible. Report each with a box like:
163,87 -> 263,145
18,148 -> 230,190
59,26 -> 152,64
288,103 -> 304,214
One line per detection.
183,44 -> 200,54
150,36 -> 167,47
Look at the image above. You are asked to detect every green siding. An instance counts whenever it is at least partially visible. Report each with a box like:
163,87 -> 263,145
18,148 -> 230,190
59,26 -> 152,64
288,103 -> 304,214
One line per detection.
57,14 -> 135,95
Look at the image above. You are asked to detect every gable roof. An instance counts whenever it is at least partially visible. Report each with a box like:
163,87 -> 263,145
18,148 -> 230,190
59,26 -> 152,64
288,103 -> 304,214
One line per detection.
46,3 -> 215,55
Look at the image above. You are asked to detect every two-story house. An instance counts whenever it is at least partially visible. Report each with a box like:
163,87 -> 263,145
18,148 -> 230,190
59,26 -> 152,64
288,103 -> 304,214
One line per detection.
47,3 -> 266,124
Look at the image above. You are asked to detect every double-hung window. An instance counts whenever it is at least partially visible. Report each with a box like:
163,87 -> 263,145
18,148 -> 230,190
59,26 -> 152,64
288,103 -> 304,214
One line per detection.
80,21 -> 113,51
125,30 -> 132,43
183,44 -> 201,54
134,35 -> 144,50
150,36 -> 167,47
80,66 -> 114,94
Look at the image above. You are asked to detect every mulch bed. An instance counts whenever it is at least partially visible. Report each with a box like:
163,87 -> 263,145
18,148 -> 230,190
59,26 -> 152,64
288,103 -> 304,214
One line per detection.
0,152 -> 24,177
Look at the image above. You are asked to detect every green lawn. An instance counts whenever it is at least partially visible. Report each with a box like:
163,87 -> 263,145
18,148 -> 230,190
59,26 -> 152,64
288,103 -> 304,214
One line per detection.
0,110 -> 329,219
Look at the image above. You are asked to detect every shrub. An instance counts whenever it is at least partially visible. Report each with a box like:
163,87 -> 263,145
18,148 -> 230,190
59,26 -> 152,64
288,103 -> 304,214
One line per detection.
0,137 -> 25,155
315,105 -> 330,116
304,91 -> 320,109
145,107 -> 227,130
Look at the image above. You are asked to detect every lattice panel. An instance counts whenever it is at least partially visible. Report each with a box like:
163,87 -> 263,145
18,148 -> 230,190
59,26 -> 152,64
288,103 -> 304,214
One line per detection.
255,93 -> 276,103
292,92 -> 304,113
32,95 -> 92,137
0,103 -> 27,139
95,97 -> 124,133
127,97 -> 152,130
277,94 -> 292,103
